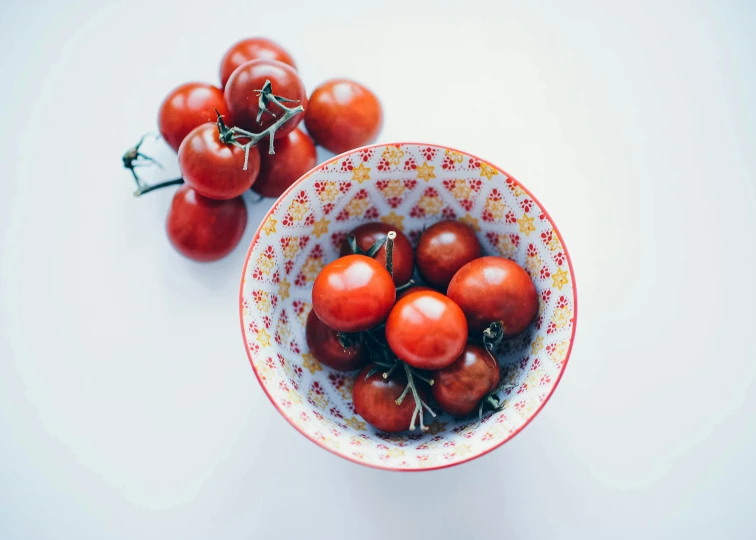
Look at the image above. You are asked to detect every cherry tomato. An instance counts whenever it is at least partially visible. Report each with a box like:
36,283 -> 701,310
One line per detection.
252,128 -> 316,198
304,79 -> 383,154
339,223 -> 413,286
385,290 -> 467,370
396,285 -> 434,302
416,220 -> 481,289
177,123 -> 260,200
312,254 -> 395,333
305,310 -> 367,372
432,343 -> 500,417
219,37 -> 296,88
352,364 -> 429,433
224,59 -> 306,138
447,256 -> 538,337
166,184 -> 247,262
158,83 -> 228,153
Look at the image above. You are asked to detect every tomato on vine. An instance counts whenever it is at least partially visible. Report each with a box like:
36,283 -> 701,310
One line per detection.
305,310 -> 367,372
178,122 -> 260,200
252,128 -> 316,198
416,220 -> 481,289
158,82 -> 228,152
339,223 -> 414,286
219,37 -> 296,88
432,343 -> 501,418
224,59 -> 306,140
166,185 -> 247,262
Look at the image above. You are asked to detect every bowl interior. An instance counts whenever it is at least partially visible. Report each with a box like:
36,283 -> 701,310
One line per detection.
240,143 -> 576,470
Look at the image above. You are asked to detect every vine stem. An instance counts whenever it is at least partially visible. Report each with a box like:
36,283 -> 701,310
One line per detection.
400,362 -> 436,431
133,178 -> 184,197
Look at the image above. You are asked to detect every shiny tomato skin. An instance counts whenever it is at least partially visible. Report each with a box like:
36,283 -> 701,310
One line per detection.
305,310 -> 367,372
396,285 -> 434,302
416,220 -> 482,289
252,128 -> 316,198
224,59 -> 306,139
339,222 -> 413,286
447,256 -> 538,336
304,79 -> 382,154
385,290 -> 467,370
353,364 -> 429,433
178,123 -> 260,200
432,343 -> 500,417
219,37 -> 296,88
312,254 -> 396,333
166,185 -> 247,262
158,83 -> 229,153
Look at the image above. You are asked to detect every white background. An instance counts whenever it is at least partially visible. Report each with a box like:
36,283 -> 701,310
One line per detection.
1,0 -> 755,538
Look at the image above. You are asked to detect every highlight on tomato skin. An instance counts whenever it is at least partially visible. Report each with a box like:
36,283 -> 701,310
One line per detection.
311,254 -> 396,333
165,185 -> 247,262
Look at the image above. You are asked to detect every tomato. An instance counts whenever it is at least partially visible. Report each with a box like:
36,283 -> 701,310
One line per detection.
447,256 -> 538,337
166,184 -> 247,262
219,37 -> 296,88
252,128 -> 316,198
158,83 -> 229,153
304,79 -> 383,154
224,59 -> 306,138
385,290 -> 467,370
432,343 -> 500,417
178,123 -> 260,200
416,220 -> 481,289
312,254 -> 396,333
396,285 -> 434,302
305,310 -> 367,371
352,364 -> 430,433
339,222 -> 413,286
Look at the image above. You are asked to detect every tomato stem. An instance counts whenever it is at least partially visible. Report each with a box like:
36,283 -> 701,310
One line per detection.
385,231 -> 396,279
482,321 -> 505,351
402,362 -> 436,431
394,279 -> 415,293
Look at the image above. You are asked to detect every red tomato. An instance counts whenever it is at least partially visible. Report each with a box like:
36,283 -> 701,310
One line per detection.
416,220 -> 481,289
432,343 -> 500,417
166,185 -> 247,262
219,37 -> 296,88
252,128 -> 316,198
385,290 -> 467,370
447,256 -> 538,337
305,310 -> 367,372
396,285 -> 434,302
304,79 -> 383,154
312,254 -> 395,333
158,83 -> 228,153
352,364 -> 429,433
339,222 -> 414,286
178,123 -> 260,200
224,59 -> 306,138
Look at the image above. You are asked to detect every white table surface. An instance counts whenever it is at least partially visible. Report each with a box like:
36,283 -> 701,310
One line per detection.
1,0 -> 755,538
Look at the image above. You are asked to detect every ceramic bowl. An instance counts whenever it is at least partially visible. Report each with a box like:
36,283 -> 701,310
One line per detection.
239,143 -> 577,470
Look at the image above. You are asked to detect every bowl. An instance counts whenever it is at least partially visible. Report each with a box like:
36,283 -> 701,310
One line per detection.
239,142 -> 577,470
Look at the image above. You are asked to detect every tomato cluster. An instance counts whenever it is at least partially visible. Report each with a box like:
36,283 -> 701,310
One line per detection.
308,219 -> 539,432
124,37 -> 383,262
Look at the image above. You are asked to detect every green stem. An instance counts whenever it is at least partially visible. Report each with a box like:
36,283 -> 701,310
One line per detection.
385,231 -> 396,279
133,178 -> 184,197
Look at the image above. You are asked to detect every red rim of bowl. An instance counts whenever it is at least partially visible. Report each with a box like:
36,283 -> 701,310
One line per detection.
239,142 -> 578,471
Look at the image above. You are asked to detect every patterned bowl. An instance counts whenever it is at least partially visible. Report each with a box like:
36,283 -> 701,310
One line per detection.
239,143 -> 577,471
